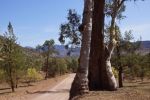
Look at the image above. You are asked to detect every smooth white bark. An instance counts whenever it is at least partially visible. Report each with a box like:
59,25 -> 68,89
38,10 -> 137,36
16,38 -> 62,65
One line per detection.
104,0 -> 125,90
69,0 -> 92,99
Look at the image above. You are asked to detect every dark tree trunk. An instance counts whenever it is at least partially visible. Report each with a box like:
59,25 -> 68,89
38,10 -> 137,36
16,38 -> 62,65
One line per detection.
116,46 -> 123,88
10,74 -> 15,92
8,62 -> 15,92
45,57 -> 48,80
118,66 -> 123,87
88,0 -> 107,90
11,84 -> 15,92
116,46 -> 123,87
15,77 -> 19,88
45,49 -> 50,80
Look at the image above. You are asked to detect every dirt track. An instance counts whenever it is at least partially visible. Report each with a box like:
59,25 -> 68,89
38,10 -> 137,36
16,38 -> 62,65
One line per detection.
30,74 -> 75,100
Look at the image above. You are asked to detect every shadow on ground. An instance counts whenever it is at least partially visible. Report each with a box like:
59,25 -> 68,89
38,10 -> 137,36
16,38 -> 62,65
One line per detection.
0,91 -> 12,95
26,89 -> 69,94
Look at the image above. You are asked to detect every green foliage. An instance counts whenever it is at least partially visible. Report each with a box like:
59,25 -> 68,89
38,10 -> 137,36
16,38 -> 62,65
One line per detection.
105,0 -> 126,20
37,39 -> 56,56
59,9 -> 81,55
1,22 -> 21,91
113,52 -> 150,80
56,58 -> 67,75
66,57 -> 78,72
112,30 -> 150,81
0,22 -> 44,90
24,54 -> 43,72
43,57 -> 78,77
26,68 -> 42,82
112,67 -> 118,78
47,58 -> 67,77
0,23 -> 73,90
36,39 -> 56,79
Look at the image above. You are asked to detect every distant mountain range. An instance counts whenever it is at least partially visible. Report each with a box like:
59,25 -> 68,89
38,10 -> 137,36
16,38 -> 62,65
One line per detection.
24,45 -> 80,57
1,33 -> 149,57
137,41 -> 150,55
53,41 -> 150,56
26,41 -> 150,57
140,41 -> 150,49
1,34 -> 149,57
54,45 -> 80,57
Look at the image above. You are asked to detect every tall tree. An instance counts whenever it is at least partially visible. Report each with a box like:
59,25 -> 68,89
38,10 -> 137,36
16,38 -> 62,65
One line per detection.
123,31 -> 141,80
59,9 -> 81,55
36,39 -> 55,79
88,0 -> 107,90
104,0 -> 126,90
1,22 -> 21,92
113,30 -> 141,87
89,0 -> 125,90
69,0 -> 93,99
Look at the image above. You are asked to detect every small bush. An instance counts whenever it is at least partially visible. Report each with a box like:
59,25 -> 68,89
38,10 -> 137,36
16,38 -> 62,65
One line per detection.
26,68 -> 42,85
112,67 -> 118,78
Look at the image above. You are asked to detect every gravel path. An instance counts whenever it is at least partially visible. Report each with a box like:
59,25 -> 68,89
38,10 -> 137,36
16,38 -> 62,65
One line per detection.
31,74 -> 75,100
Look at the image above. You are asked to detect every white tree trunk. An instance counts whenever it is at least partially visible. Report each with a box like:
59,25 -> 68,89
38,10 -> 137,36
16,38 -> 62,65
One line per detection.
104,0 -> 125,90
105,17 -> 118,90
105,42 -> 118,90
69,0 -> 92,99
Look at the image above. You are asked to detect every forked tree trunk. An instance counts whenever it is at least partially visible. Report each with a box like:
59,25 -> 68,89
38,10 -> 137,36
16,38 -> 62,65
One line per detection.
104,42 -> 118,90
69,0 -> 92,99
103,14 -> 117,90
104,0 -> 126,90
89,0 -> 125,90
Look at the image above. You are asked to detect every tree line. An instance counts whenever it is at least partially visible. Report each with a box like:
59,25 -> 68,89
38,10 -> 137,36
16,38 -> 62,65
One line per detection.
0,22 -> 78,92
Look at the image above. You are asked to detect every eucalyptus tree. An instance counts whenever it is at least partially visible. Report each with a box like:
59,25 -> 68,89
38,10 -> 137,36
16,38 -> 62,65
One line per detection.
104,0 -> 126,90
44,40 -> 55,79
110,25 -> 125,87
122,31 -> 141,80
59,9 -> 81,55
113,29 -> 141,87
89,0 -> 126,90
69,0 -> 93,99
36,39 -> 55,79
1,22 -> 23,92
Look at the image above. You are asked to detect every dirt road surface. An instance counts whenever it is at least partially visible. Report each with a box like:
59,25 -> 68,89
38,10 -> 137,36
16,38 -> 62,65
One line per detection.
31,74 -> 75,100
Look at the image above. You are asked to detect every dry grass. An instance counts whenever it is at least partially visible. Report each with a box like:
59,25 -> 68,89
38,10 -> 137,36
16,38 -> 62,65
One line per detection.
74,80 -> 150,100
0,74 -> 68,100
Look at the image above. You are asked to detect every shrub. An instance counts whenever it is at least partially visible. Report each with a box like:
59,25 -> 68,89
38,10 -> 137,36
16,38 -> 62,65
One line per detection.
112,67 -> 118,78
26,68 -> 42,85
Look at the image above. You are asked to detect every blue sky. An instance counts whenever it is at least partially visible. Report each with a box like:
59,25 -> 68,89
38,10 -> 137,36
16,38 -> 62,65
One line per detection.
0,0 -> 149,47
